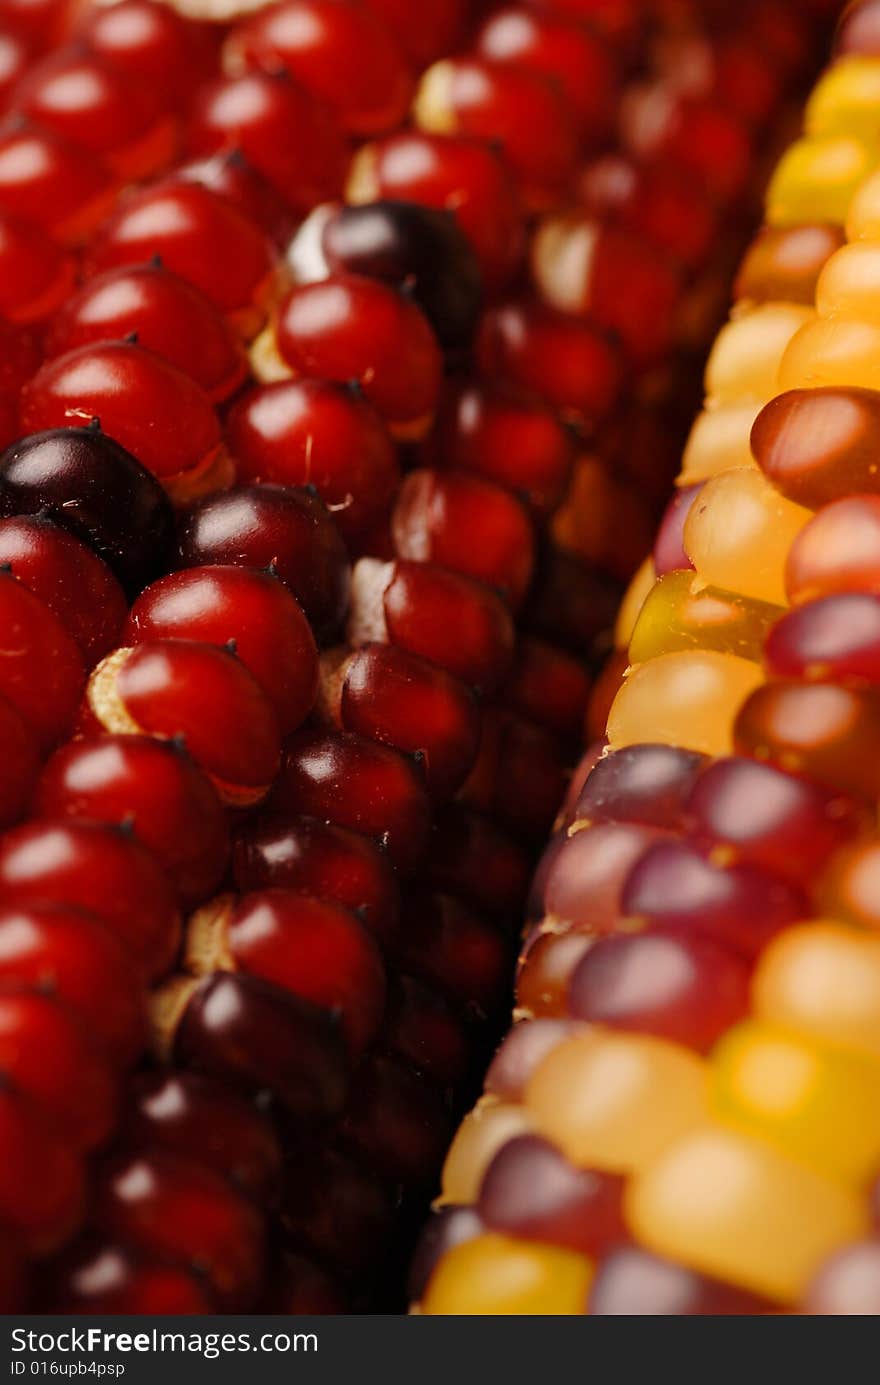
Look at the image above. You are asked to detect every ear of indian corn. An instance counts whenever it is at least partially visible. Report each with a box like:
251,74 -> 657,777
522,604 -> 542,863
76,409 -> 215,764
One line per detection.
415,0 -> 880,1318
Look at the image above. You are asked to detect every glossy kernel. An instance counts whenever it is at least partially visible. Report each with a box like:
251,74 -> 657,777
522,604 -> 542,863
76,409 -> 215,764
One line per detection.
35,734 -> 229,908
19,342 -> 226,500
734,679 -> 880,800
765,592 -> 880,684
752,387 -> 880,508
186,72 -> 348,217
45,263 -> 247,405
177,485 -> 350,643
124,566 -> 318,736
227,379 -> 398,544
0,427 -> 174,596
787,495 -> 880,603
413,57 -> 577,212
568,931 -> 750,1054
87,641 -> 281,807
225,889 -> 385,1054
347,131 -> 523,291
393,469 -> 535,610
704,304 -> 813,406
628,571 -> 781,665
440,1100 -> 533,1206
621,839 -> 804,958
89,178 -> 276,336
685,756 -> 864,883
229,0 -> 413,137
574,744 -> 705,831
477,1133 -> 625,1257
271,276 -> 442,438
778,316 -> 880,394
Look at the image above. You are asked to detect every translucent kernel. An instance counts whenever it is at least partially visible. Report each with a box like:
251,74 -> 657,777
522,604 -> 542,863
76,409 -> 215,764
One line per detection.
524,1029 -> 709,1174
806,57 -> 880,142
684,468 -> 811,606
705,304 -> 814,406
607,651 -> 764,758
421,1233 -> 591,1315
754,922 -> 880,1063
734,680 -> 880,800
778,316 -> 880,393
766,135 -> 877,227
628,571 -> 782,665
439,1099 -> 532,1206
626,1126 -> 867,1303
711,1019 -> 880,1184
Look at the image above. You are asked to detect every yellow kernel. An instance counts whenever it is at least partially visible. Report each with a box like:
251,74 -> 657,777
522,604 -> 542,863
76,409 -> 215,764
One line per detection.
607,650 -> 764,757
815,240 -> 880,322
778,315 -> 880,393
614,555 -> 655,650
680,403 -> 761,484
753,922 -> 880,1063
846,166 -> 880,239
421,1233 -> 592,1315
439,1099 -> 532,1206
628,570 -> 782,664
767,135 -> 877,227
705,304 -> 815,405
683,467 -> 811,606
525,1029 -> 709,1173
806,57 -> 880,142
626,1125 -> 867,1304
711,1019 -> 880,1184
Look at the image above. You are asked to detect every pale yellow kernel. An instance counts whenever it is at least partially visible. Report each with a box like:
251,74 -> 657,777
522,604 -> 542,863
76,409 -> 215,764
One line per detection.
525,1029 -> 709,1173
767,135 -> 877,228
683,467 -> 811,606
753,922 -> 880,1063
705,304 -> 814,405
626,1125 -> 867,1304
607,650 -> 764,758
806,57 -> 880,142
680,403 -> 761,484
439,1099 -> 532,1206
614,555 -> 655,650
